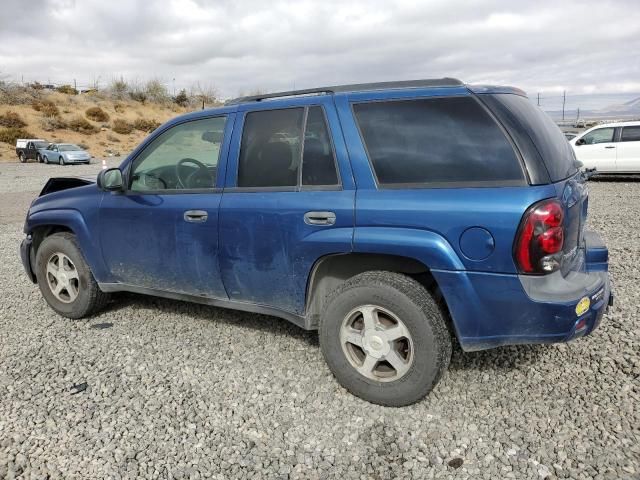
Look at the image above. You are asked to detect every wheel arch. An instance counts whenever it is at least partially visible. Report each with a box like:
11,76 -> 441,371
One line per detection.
27,210 -> 108,282
304,253 -> 454,335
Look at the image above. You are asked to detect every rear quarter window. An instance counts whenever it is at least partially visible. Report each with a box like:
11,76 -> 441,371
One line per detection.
353,96 -> 525,186
481,94 -> 577,183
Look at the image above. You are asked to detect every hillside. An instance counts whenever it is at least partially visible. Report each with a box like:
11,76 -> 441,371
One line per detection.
0,88 -> 201,162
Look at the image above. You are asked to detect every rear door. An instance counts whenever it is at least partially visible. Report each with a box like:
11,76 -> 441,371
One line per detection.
574,127 -> 617,172
219,97 -> 355,315
616,125 -> 640,172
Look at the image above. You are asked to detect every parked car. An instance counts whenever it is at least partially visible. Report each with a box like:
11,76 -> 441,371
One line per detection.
570,121 -> 640,173
15,138 -> 48,163
19,79 -> 612,406
564,132 -> 577,141
39,143 -> 91,165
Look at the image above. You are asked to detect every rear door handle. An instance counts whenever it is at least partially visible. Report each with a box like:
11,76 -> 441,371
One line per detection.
604,146 -> 616,149
304,211 -> 336,226
184,210 -> 208,223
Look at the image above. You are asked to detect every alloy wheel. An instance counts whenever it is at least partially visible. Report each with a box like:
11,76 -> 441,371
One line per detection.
46,252 -> 80,303
340,304 -> 414,382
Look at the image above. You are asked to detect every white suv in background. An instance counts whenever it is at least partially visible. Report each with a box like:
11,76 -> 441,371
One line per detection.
570,121 -> 640,173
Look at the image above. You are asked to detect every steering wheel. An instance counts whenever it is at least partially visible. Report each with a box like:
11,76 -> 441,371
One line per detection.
176,158 -> 214,189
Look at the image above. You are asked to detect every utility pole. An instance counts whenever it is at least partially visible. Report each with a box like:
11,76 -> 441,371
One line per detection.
562,90 -> 566,121
576,107 -> 580,120
74,78 -> 77,92
537,92 -> 540,106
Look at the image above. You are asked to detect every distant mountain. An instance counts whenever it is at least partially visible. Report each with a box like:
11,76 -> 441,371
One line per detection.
595,96 -> 640,114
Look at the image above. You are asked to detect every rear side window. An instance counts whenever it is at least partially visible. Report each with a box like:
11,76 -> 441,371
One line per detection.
621,126 -> 640,142
353,96 -> 524,186
238,106 -> 339,188
583,128 -> 614,144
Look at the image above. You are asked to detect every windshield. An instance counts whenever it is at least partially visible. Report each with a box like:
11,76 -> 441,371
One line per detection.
58,144 -> 82,151
34,141 -> 48,148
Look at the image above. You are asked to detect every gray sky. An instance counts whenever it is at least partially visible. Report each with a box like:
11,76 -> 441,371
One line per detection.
2,0 -> 639,99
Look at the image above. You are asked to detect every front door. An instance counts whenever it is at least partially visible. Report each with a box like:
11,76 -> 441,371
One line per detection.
574,127 -> 617,172
616,125 -> 640,172
99,115 -> 232,298
219,99 -> 355,314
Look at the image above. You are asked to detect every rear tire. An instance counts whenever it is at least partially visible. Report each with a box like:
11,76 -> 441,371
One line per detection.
35,232 -> 110,319
319,271 -> 452,406
19,153 -> 26,163
36,153 -> 42,163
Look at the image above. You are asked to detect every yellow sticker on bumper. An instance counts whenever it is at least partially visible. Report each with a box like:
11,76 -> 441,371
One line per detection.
576,296 -> 591,316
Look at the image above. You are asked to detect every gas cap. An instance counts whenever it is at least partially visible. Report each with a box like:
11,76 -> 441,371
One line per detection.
459,227 -> 495,260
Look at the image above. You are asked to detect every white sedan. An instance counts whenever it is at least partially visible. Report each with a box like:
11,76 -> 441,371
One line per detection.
570,121 -> 640,173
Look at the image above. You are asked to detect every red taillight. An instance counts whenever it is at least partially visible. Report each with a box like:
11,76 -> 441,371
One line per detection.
514,199 -> 565,274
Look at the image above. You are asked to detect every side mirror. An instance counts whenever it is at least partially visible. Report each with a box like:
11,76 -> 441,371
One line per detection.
97,168 -> 124,191
575,138 -> 586,146
201,131 -> 223,143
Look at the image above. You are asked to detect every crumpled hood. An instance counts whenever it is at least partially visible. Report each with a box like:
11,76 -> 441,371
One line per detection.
39,176 -> 96,196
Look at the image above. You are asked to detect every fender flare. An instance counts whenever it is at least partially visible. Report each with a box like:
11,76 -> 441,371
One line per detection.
27,209 -> 109,281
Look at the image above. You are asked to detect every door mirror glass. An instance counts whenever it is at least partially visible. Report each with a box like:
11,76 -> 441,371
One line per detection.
575,138 -> 586,146
97,168 -> 124,191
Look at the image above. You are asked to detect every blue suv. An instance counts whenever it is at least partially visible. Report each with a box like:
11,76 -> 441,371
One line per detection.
20,79 -> 612,406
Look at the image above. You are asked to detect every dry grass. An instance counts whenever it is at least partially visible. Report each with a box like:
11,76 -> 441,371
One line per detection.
0,91 -> 191,161
85,106 -> 110,122
112,118 -> 134,134
0,111 -> 27,128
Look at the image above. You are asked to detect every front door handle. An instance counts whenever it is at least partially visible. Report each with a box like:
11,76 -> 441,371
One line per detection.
304,211 -> 336,226
604,146 -> 616,149
184,210 -> 208,223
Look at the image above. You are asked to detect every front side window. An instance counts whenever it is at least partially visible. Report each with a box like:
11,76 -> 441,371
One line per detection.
130,116 -> 226,191
238,106 -> 339,188
353,96 -> 524,186
621,126 -> 640,142
582,128 -> 614,145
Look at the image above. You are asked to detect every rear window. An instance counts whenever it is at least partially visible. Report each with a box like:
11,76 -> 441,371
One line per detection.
483,94 -> 577,183
353,96 -> 524,186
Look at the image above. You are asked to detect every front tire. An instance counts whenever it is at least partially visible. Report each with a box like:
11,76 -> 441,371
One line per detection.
35,232 -> 109,319
320,271 -> 452,406
59,156 -> 65,166
43,155 -> 49,164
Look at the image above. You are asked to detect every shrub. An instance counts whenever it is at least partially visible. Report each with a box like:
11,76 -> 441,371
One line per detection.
175,89 -> 189,107
106,133 -> 121,143
0,127 -> 35,144
68,116 -> 98,134
32,100 -> 60,117
114,102 -> 126,113
0,111 -> 27,128
133,118 -> 161,132
56,84 -> 78,95
109,78 -> 129,100
40,116 -> 68,131
85,106 -> 110,122
112,118 -> 133,134
129,90 -> 147,103
145,79 -> 169,103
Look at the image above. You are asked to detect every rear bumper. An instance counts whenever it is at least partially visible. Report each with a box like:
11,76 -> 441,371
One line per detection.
433,230 -> 611,351
20,235 -> 37,283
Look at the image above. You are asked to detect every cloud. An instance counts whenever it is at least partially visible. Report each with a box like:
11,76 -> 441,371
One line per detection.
1,0 -> 639,98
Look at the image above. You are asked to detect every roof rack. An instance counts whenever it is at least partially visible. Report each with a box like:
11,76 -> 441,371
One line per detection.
225,78 -> 463,105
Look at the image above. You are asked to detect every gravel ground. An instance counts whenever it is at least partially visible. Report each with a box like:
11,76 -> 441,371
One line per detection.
0,161 -> 638,479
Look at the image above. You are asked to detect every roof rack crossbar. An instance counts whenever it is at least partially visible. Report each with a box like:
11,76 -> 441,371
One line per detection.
225,78 -> 463,105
